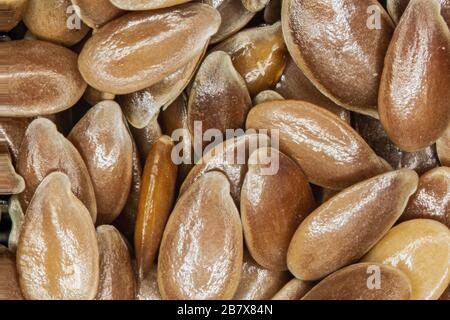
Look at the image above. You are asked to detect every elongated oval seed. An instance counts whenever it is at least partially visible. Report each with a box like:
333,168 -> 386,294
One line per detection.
71,0 -> 123,29
119,48 -> 205,129
387,0 -> 450,26
281,0 -> 394,117
188,51 -> 251,150
213,23 -> 287,97
271,278 -> 314,300
110,0 -> 192,10
179,133 -> 271,204
302,263 -> 412,300
0,40 -> 87,117
241,148 -> 315,271
69,101 -> 133,225
23,0 -> 90,46
0,0 -> 28,32
135,136 -> 177,280
158,172 -> 243,300
246,100 -> 387,190
233,252 -> 290,300
379,0 -> 450,152
437,126 -> 450,167
17,172 -> 99,300
353,114 -> 439,174
287,169 -> 418,281
400,167 -> 450,228
275,58 -> 351,123
363,219 -> 450,300
78,3 -> 221,94
96,225 -> 135,300
17,118 -> 97,221
0,247 -> 24,299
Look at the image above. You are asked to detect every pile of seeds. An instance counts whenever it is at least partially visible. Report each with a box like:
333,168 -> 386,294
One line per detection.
0,0 -> 449,300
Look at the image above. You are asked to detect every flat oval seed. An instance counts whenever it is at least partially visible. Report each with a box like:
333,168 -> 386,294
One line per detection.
110,0 -> 192,10
213,23 -> 287,97
400,167 -> 450,228
180,133 -> 271,204
119,48 -> 205,129
17,118 -> 97,221
271,278 -> 314,300
135,136 -> 177,280
0,40 -> 87,117
69,101 -> 133,225
188,51 -> 251,150
287,169 -> 418,281
241,0 -> 269,12
241,148 -> 316,271
281,0 -> 394,117
379,0 -> 450,152
0,0 -> 28,32
158,172 -> 243,300
363,219 -> 450,300
246,100 -> 387,190
253,90 -> 284,105
302,263 -> 412,300
387,0 -> 450,26
353,114 -> 439,174
437,126 -> 450,166
71,0 -> 123,29
96,225 -> 135,300
0,247 -> 24,299
78,3 -> 221,94
17,172 -> 99,300
23,0 -> 90,46
275,58 -> 351,123
203,0 -> 255,44
233,253 -> 290,300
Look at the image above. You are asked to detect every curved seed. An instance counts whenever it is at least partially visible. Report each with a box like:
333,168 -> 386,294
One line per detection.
135,136 -> 177,280
130,114 -> 162,164
188,51 -> 251,150
83,86 -> 115,106
23,0 -> 90,46
7,195 -> 23,253
158,172 -> 243,300
241,0 -> 269,12
113,138 -> 142,243
302,263 -> 412,300
353,114 -> 439,174
241,148 -> 315,271
136,264 -> 161,300
233,252 -> 290,300
253,90 -> 284,105
180,133 -> 271,204
437,126 -> 450,166
287,169 -> 418,281
78,3 -> 221,94
17,172 -> 99,300
0,0 -> 28,32
246,100 -> 387,190
96,225 -> 135,300
0,139 -> 24,194
0,247 -> 24,299
400,167 -> 450,228
387,0 -> 450,26
379,0 -> 450,152
271,279 -> 314,300
17,118 -> 97,221
0,118 -> 31,164
281,0 -> 394,117
0,40 -> 87,117
213,23 -> 287,97
264,0 -> 281,24
275,58 -> 351,123
119,48 -> 205,129
68,100 -> 133,225
71,0 -> 123,29
363,219 -> 450,300
203,0 -> 255,44
110,0 -> 192,10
